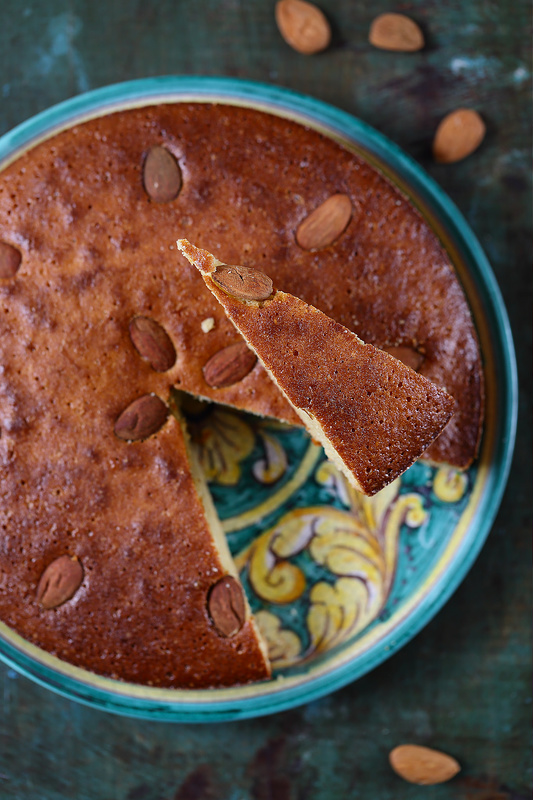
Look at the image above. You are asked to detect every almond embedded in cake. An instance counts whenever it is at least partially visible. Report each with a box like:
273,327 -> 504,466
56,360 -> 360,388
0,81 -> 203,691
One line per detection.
178,240 -> 455,497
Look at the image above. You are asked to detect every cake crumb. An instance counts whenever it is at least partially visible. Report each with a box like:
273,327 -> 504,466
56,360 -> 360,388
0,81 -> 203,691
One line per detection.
201,317 -> 215,333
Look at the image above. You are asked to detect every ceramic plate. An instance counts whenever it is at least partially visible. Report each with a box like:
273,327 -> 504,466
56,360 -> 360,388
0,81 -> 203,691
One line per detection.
0,77 -> 517,721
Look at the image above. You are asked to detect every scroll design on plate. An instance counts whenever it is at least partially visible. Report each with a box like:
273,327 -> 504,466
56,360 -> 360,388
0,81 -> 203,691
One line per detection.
236,463 -> 427,668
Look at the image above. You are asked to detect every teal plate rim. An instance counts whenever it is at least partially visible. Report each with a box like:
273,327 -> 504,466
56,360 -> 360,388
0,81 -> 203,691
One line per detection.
0,76 -> 518,722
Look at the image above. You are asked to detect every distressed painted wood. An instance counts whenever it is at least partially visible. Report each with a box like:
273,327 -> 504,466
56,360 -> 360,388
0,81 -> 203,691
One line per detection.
0,0 -> 531,797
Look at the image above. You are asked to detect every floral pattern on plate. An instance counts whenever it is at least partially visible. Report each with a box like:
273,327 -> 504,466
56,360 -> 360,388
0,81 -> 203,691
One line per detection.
182,396 -> 470,672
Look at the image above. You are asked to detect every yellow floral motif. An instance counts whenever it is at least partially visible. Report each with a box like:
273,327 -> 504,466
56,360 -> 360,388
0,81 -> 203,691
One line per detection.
185,405 -> 289,488
233,519 -> 308,605
236,462 -> 427,667
433,466 -> 468,503
252,431 -> 288,485
188,408 -> 255,486
308,578 -> 378,654
309,515 -> 384,585
254,610 -> 302,668
315,461 -> 353,507
306,488 -> 426,656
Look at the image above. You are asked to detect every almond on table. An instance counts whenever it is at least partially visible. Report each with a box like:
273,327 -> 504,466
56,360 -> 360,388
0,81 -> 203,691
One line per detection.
177,240 -> 455,497
389,744 -> 461,785
433,108 -> 486,163
369,13 -> 424,52
275,0 -> 331,55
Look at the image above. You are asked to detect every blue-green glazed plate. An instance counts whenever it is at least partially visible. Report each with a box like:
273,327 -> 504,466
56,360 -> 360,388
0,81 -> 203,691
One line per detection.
0,77 -> 517,721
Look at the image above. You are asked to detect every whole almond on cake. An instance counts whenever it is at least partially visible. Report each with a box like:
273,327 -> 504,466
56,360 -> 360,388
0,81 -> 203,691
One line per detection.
296,194 -> 353,250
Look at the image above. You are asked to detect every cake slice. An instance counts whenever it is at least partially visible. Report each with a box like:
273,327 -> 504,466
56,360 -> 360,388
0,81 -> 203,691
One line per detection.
178,240 -> 455,496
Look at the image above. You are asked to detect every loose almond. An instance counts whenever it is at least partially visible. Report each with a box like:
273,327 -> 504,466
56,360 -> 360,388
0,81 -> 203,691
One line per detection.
129,316 -> 176,372
369,13 -> 424,52
37,555 -> 83,609
296,194 -> 352,250
203,342 -> 257,388
389,744 -> 461,785
0,241 -> 22,279
212,264 -> 273,302
143,145 -> 182,203
207,575 -> 246,637
383,345 -> 424,372
433,109 -> 486,163
114,394 -> 168,441
275,0 -> 331,55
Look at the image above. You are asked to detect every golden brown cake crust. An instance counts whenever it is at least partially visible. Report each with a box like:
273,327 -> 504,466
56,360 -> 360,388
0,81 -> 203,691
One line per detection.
0,103 -> 483,468
218,292 -> 455,495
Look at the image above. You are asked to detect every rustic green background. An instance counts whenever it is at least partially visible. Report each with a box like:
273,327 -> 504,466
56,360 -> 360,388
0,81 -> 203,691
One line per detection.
0,1 -> 531,797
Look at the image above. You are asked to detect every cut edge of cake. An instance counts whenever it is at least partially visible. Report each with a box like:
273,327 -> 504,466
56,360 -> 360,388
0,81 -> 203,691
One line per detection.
169,394 -> 272,676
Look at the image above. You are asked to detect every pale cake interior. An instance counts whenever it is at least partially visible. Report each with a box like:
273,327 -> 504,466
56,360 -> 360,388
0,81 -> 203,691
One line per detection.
172,399 -> 271,667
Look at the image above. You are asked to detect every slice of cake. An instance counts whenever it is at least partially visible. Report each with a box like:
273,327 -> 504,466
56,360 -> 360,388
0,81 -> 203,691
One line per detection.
178,240 -> 455,497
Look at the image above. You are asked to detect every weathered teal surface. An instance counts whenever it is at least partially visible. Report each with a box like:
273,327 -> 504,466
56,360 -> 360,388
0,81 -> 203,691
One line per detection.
0,0 -> 531,797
